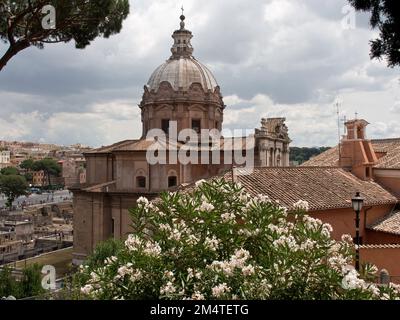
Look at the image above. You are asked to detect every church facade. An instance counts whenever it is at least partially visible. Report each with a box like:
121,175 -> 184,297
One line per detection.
71,15 -> 291,264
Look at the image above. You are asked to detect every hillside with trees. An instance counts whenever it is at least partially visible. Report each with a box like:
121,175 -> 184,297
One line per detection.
290,147 -> 331,165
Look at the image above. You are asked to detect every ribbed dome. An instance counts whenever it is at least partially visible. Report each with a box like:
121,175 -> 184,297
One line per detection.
147,57 -> 218,92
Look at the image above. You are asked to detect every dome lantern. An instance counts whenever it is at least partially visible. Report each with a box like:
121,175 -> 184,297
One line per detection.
170,12 -> 194,59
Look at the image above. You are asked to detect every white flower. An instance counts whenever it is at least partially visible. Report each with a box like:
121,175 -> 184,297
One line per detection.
117,265 -> 132,278
293,200 -> 309,211
204,236 -> 219,251
168,228 -> 182,241
256,194 -> 270,203
191,292 -> 205,300
137,196 -> 149,205
143,241 -> 162,257
125,234 -> 142,251
195,179 -> 206,187
90,272 -> 100,282
242,265 -> 255,276
341,268 -> 367,290
160,281 -> 176,295
159,223 -> 172,232
328,255 -> 350,272
322,223 -> 333,237
130,270 -> 143,282
381,293 -> 390,300
104,256 -> 118,265
187,234 -> 200,246
273,235 -> 299,251
341,234 -> 353,243
300,239 -> 316,251
211,283 -> 231,298
221,212 -> 236,223
81,284 -> 93,295
268,224 -> 288,235
234,248 -> 250,262
303,215 -> 323,230
199,201 -> 214,212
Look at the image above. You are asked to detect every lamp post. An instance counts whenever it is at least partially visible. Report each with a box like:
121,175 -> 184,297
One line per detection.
351,192 -> 364,271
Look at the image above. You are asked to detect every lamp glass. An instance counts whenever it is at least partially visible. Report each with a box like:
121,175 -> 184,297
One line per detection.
352,192 -> 364,211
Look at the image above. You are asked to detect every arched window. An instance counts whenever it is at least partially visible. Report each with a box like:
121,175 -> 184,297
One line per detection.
162,119 -> 170,134
192,119 -> 201,133
168,176 -> 177,188
167,170 -> 178,188
136,176 -> 146,188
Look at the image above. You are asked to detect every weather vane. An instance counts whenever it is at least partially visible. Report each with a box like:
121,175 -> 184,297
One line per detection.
181,5 -> 184,15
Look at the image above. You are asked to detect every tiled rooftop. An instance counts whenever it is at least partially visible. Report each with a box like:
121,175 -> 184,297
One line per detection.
85,137 -> 249,154
367,210 -> 400,236
302,138 -> 400,169
221,167 -> 397,212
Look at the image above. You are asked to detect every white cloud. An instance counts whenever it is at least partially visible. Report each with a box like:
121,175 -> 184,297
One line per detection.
390,101 -> 400,114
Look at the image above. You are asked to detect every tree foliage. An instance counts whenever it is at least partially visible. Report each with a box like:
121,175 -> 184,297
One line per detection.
290,147 -> 331,165
348,0 -> 400,67
20,158 -> 35,171
0,264 -> 45,299
0,166 -> 19,175
32,158 -> 61,186
0,174 -> 28,209
0,0 -> 130,70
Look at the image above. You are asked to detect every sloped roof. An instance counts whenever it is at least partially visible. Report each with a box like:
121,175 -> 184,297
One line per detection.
302,138 -> 400,169
220,167 -> 397,212
84,137 -> 249,155
367,210 -> 400,236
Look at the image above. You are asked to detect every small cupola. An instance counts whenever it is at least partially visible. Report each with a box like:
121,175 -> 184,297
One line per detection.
339,119 -> 378,180
170,12 -> 194,59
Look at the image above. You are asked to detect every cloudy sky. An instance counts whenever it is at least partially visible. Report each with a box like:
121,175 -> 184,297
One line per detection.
0,0 -> 399,147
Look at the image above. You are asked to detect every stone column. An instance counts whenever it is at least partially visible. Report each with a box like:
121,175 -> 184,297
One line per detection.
260,148 -> 267,167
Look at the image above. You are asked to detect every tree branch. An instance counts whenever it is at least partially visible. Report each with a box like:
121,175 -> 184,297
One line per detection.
0,40 -> 30,71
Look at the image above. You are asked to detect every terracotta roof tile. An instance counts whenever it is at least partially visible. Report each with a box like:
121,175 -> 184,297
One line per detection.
223,167 -> 397,212
83,137 -> 249,154
367,210 -> 400,236
85,140 -> 136,154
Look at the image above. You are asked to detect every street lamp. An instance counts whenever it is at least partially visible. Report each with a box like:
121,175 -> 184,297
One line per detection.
352,192 -> 364,271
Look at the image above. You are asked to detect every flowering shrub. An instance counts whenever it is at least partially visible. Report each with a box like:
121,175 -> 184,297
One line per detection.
75,179 -> 400,300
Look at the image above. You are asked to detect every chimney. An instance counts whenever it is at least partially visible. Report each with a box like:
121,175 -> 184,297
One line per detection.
339,119 -> 378,180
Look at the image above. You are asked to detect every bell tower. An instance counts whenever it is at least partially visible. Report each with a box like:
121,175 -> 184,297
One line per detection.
339,119 -> 378,180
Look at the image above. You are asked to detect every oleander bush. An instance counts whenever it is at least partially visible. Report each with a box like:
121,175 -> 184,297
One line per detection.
73,179 -> 400,300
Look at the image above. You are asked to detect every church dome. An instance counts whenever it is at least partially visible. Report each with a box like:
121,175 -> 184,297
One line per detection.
147,58 -> 218,92
145,13 -> 219,93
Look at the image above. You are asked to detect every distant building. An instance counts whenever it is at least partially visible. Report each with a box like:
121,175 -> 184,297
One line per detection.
3,221 -> 34,242
0,232 -> 22,257
60,157 -> 86,188
32,170 -> 46,187
0,150 -> 11,169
